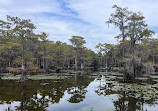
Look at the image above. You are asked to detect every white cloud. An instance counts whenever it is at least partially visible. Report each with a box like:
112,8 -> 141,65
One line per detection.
115,0 -> 158,27
0,0 -> 157,51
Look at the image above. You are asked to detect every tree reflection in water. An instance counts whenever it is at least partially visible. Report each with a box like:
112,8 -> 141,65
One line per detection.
95,74 -> 158,111
67,72 -> 88,103
0,72 -> 94,111
1,72 -> 158,111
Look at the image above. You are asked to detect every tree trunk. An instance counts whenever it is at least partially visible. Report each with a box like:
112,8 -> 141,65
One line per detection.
75,55 -> 78,70
20,35 -> 27,81
81,63 -> 84,70
105,58 -> 108,69
130,39 -> 135,54
68,60 -> 70,68
20,70 -> 28,81
152,46 -> 155,64
122,46 -> 125,59
43,46 -> 48,72
21,35 -> 25,69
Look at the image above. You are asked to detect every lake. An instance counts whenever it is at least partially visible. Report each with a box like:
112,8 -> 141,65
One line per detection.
0,72 -> 158,111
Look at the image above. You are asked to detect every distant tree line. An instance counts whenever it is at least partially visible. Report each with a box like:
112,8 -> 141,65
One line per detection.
0,16 -> 99,80
1,5 -> 157,81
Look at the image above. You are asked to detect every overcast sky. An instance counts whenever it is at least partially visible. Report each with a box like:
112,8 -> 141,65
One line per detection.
0,0 -> 158,51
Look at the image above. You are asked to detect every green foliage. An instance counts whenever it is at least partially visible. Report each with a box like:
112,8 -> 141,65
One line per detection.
69,36 -> 86,48
0,15 -> 98,72
97,5 -> 156,72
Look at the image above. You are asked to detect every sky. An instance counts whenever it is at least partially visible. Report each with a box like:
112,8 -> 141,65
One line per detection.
0,0 -> 158,51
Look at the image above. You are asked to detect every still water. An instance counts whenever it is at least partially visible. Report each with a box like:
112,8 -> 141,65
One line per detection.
0,72 -> 158,111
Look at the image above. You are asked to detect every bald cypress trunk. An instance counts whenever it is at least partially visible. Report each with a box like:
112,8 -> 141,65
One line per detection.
75,55 -> 78,70
43,46 -> 48,72
20,35 -> 27,81
20,70 -> 28,81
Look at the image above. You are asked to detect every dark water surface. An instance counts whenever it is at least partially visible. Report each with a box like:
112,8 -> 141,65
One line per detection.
0,72 -> 158,111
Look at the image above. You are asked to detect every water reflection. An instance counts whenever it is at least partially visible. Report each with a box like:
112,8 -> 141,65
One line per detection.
67,73 -> 88,103
95,73 -> 158,111
0,73 -> 94,111
0,72 -> 158,111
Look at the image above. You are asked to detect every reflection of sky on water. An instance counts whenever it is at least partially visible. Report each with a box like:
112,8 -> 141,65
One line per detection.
1,74 -> 158,111
0,101 -> 20,111
144,104 -> 158,111
48,78 -> 115,111
47,76 -> 158,111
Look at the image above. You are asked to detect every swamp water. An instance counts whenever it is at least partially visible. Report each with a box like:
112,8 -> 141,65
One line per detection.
0,72 -> 158,111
